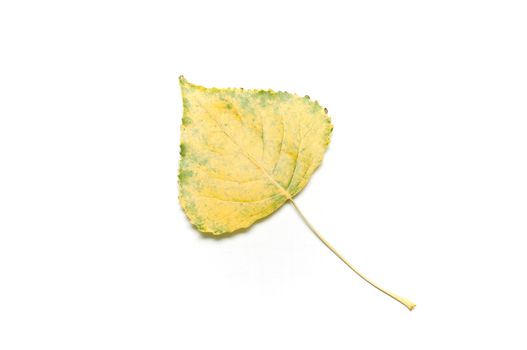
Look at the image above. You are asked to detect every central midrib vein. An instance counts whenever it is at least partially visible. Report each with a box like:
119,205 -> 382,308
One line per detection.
219,125 -> 292,200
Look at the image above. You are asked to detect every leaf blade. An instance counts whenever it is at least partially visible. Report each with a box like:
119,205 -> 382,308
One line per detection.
178,77 -> 332,234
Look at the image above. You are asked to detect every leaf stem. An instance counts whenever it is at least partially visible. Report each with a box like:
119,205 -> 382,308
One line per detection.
289,199 -> 416,311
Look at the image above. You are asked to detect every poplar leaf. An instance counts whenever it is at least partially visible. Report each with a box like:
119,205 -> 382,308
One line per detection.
178,76 -> 332,234
178,77 -> 415,311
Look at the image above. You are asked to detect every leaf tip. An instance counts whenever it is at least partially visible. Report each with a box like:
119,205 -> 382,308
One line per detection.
179,75 -> 188,85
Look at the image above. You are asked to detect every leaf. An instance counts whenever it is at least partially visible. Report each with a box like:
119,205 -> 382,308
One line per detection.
178,77 -> 415,311
178,76 -> 332,234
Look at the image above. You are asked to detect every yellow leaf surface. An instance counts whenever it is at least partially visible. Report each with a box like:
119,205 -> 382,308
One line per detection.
178,77 -> 332,234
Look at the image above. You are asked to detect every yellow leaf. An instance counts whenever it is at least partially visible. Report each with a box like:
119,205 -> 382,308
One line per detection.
178,76 -> 332,234
178,77 -> 415,311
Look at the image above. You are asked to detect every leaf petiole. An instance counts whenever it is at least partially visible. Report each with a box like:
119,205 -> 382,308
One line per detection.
289,199 -> 416,311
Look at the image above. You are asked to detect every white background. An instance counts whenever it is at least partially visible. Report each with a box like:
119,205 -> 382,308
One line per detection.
1,1 -> 526,349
